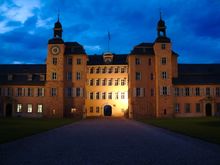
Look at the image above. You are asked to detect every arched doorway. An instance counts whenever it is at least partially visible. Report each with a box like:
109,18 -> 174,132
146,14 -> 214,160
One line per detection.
205,103 -> 212,116
104,105 -> 112,116
6,103 -> 13,117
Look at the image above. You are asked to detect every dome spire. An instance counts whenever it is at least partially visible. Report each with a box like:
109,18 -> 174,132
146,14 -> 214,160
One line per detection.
157,10 -> 166,37
53,12 -> 63,38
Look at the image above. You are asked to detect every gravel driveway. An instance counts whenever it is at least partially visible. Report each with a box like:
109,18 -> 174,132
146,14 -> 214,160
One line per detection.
0,118 -> 220,165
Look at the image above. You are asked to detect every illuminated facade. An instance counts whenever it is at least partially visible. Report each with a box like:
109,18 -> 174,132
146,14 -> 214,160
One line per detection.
1,16 -> 220,118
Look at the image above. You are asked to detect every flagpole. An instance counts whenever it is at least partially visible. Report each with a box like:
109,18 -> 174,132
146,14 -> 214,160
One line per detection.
108,31 -> 110,52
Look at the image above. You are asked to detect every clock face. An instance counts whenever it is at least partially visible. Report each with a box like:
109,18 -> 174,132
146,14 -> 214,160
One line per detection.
51,46 -> 60,55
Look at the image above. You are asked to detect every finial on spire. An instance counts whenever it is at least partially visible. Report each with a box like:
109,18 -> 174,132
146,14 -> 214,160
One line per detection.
159,8 -> 162,20
57,9 -> 60,22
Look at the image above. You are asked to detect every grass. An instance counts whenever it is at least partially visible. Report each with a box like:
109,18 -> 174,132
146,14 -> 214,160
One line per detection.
141,117 -> 220,145
0,117 -> 78,144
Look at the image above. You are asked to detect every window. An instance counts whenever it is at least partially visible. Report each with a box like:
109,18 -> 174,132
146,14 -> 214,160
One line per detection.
115,67 -> 119,73
102,92 -> 106,99
52,58 -> 57,65
108,67 -> 112,73
161,43 -> 166,49
195,88 -> 200,96
51,88 -> 57,96
115,92 -> 119,99
115,79 -> 119,86
27,104 -> 32,113
121,92 -> 125,99
174,88 -> 180,96
162,86 -> 168,95
67,57 -> 72,65
76,58 -> 81,65
90,107 -> 93,113
108,92 -> 112,99
37,88 -> 44,97
108,79 -> 112,86
90,92 -> 93,100
161,72 -> 167,79
136,88 -> 141,97
5,88 -> 13,96
66,88 -> 72,97
96,67 -> 100,73
135,58 -> 141,65
216,87 -> 220,97
175,103 -> 180,113
196,103 -> 200,113
102,67 -> 106,73
150,73 -> 153,80
90,79 -> 94,86
76,88 -> 81,97
67,72 -> 72,80
26,88 -> 33,97
52,72 -> 57,80
121,67 -> 125,73
206,88 -> 211,96
40,74 -> 45,81
184,88 -> 190,96
37,104 -> 43,113
76,72 -> 81,80
151,88 -> 154,96
161,57 -> 167,65
96,107 -> 99,113
17,104 -> 22,112
148,58 -> 152,66
136,72 -> 141,80
96,79 -> 100,86
102,79 -> 106,86
90,68 -> 94,74
184,103 -> 190,113
96,92 -> 100,99
16,88 -> 22,96
121,79 -> 125,86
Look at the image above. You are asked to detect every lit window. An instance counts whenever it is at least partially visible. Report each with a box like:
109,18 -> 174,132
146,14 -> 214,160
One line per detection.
37,104 -> 43,113
76,72 -> 81,80
17,104 -> 22,112
51,88 -> 57,96
115,92 -> 119,99
136,72 -> 141,80
161,57 -> 167,65
52,58 -> 57,65
76,58 -> 81,65
27,104 -> 32,113
52,72 -> 57,80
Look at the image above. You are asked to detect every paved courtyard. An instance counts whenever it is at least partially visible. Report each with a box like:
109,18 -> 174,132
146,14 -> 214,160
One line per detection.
0,118 -> 220,165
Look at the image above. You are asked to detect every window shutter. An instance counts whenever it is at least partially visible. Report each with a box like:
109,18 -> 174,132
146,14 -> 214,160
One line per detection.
167,86 -> 170,95
160,87 -> 163,95
133,88 -> 136,97
80,88 -> 83,97
72,88 -> 76,97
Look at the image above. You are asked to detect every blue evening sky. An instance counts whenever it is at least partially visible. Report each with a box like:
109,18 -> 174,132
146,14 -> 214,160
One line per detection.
0,0 -> 220,64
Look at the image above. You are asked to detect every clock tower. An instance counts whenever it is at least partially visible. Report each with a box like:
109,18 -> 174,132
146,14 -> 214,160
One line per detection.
45,16 -> 65,118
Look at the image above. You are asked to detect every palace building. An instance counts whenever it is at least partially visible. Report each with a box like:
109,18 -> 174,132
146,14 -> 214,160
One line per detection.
1,16 -> 220,119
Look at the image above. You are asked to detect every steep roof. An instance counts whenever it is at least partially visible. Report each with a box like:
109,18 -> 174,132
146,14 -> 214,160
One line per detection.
173,64 -> 220,85
130,42 -> 155,55
0,64 -> 46,85
87,54 -> 128,65
64,42 -> 86,55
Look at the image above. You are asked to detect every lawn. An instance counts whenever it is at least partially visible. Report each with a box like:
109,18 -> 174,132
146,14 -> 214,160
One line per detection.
0,118 -> 78,144
141,117 -> 220,145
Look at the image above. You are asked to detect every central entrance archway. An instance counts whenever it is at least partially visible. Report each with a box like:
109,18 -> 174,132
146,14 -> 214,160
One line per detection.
205,103 -> 212,116
104,105 -> 112,116
6,103 -> 13,117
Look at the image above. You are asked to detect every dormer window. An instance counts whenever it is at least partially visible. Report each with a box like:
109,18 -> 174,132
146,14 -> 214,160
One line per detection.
8,74 -> 13,81
40,74 -> 45,81
103,52 -> 113,64
27,74 -> 32,81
